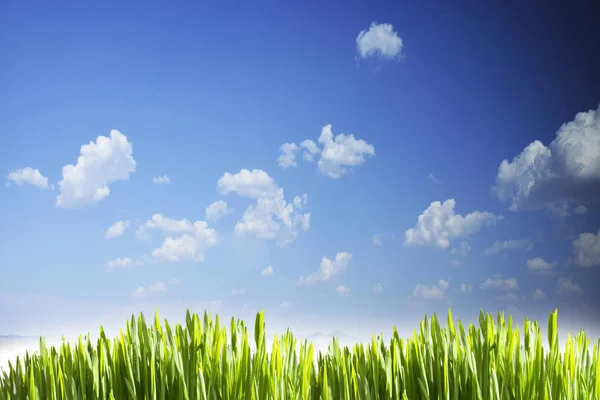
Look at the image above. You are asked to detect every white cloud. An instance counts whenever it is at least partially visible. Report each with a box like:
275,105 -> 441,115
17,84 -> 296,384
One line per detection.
277,143 -> 300,168
480,276 -> 519,291
105,220 -> 129,240
484,239 -> 533,256
491,104 -> 600,211
298,252 -> 351,285
335,285 -> 351,296
262,266 -> 273,276
317,124 -> 375,179
231,288 -> 245,295
104,257 -> 143,272
152,175 -> 170,184
573,205 -> 588,214
450,241 -> 471,257
133,282 -> 167,297
533,289 -> 546,299
300,140 -> 320,161
404,199 -> 502,249
218,169 -> 310,247
410,279 -> 449,301
7,167 -> 52,190
150,223 -> 217,263
557,277 -> 584,296
56,129 -> 136,208
136,214 -> 197,240
526,257 -> 556,271
205,200 -> 231,222
427,173 -> 442,184
459,283 -> 472,294
373,283 -> 383,294
356,22 -> 404,60
372,234 -> 383,246
572,229 -> 600,267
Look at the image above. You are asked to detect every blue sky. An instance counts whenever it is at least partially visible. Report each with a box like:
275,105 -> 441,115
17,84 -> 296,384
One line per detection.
1,2 -> 600,340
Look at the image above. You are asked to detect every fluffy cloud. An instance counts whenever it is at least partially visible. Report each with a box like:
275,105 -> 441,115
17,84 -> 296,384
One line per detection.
104,257 -> 143,272
7,167 -> 53,190
133,282 -> 167,298
404,199 -> 502,249
484,239 -> 533,256
298,252 -> 351,285
231,288 -> 245,295
572,229 -> 600,267
335,285 -> 351,296
152,175 -> 170,184
573,205 -> 588,214
105,220 -> 129,240
356,22 -> 404,60
277,125 -> 375,179
480,276 -> 519,291
491,104 -> 600,211
373,283 -> 383,294
261,266 -> 273,276
532,289 -> 546,299
372,234 -> 383,246
450,241 -> 471,257
136,214 -> 196,240
526,257 -> 556,271
410,279 -> 449,301
218,169 -> 310,247
557,277 -> 584,296
205,200 -> 231,222
56,129 -> 136,208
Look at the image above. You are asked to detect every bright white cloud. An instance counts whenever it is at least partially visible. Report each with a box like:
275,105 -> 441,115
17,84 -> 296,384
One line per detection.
491,104 -> 600,211
373,283 -> 383,294
557,277 -> 584,296
410,279 -> 449,301
480,276 -> 519,291
262,266 -> 273,276
277,143 -> 299,168
150,221 -> 217,263
450,241 -> 471,257
300,139 -> 320,161
573,205 -> 588,214
231,288 -> 245,295
218,169 -> 310,247
572,229 -> 600,267
459,283 -> 472,293
136,214 -> 196,240
56,129 -> 136,208
298,252 -> 351,285
404,199 -> 502,249
133,282 -> 167,298
105,220 -> 129,240
104,257 -> 143,272
372,234 -> 383,246
335,285 -> 351,296
7,167 -> 52,190
152,175 -> 170,184
356,22 -> 404,60
317,124 -> 375,179
484,239 -> 533,256
533,289 -> 546,299
526,257 -> 556,271
205,200 -> 231,222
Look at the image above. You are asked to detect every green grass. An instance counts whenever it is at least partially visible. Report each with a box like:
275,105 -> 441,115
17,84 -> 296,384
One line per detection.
1,308 -> 599,399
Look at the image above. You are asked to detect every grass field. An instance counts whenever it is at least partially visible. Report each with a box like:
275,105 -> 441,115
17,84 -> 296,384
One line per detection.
1,308 -> 599,399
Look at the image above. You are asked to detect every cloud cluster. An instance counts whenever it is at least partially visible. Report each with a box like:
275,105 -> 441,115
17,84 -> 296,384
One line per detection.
572,229 -> 600,267
480,276 -> 519,291
526,257 -> 556,271
298,252 -> 351,285
404,199 -> 502,249
218,169 -> 310,247
56,130 -> 136,208
152,175 -> 170,185
356,22 -> 404,60
491,104 -> 600,212
557,277 -> 584,296
7,167 -> 53,190
277,124 -> 375,179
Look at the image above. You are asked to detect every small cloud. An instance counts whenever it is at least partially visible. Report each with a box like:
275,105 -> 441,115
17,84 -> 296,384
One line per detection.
279,301 -> 292,309
480,276 -> 519,291
410,279 -> 449,301
451,260 -> 464,266
532,289 -> 546,299
261,266 -> 273,276
459,283 -> 472,293
7,167 -> 52,190
557,277 -> 584,296
231,288 -> 245,295
427,173 -> 442,184
573,205 -> 588,215
298,252 -> 351,285
572,229 -> 600,267
372,234 -> 383,246
104,257 -> 143,272
277,143 -> 299,168
484,239 -> 533,256
526,257 -> 556,271
105,220 -> 129,240
335,285 -> 351,296
356,22 -> 404,60
450,241 -> 471,257
133,282 -> 167,297
373,283 -> 383,294
205,200 -> 231,222
169,278 -> 180,285
152,175 -> 170,184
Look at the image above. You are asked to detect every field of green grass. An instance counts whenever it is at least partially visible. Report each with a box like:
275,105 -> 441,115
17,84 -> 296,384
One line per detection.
1,308 -> 599,399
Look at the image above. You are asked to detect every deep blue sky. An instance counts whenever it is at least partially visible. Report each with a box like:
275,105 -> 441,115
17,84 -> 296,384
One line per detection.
1,1 -> 599,339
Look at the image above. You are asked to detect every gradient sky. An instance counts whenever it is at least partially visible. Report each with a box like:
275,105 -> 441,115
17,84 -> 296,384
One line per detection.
1,2 -> 600,341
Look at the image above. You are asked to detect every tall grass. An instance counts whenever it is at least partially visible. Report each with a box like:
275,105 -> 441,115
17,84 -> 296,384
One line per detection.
1,308 -> 599,399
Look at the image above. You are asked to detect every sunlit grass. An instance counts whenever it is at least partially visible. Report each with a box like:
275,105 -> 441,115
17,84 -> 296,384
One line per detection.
1,308 -> 599,399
